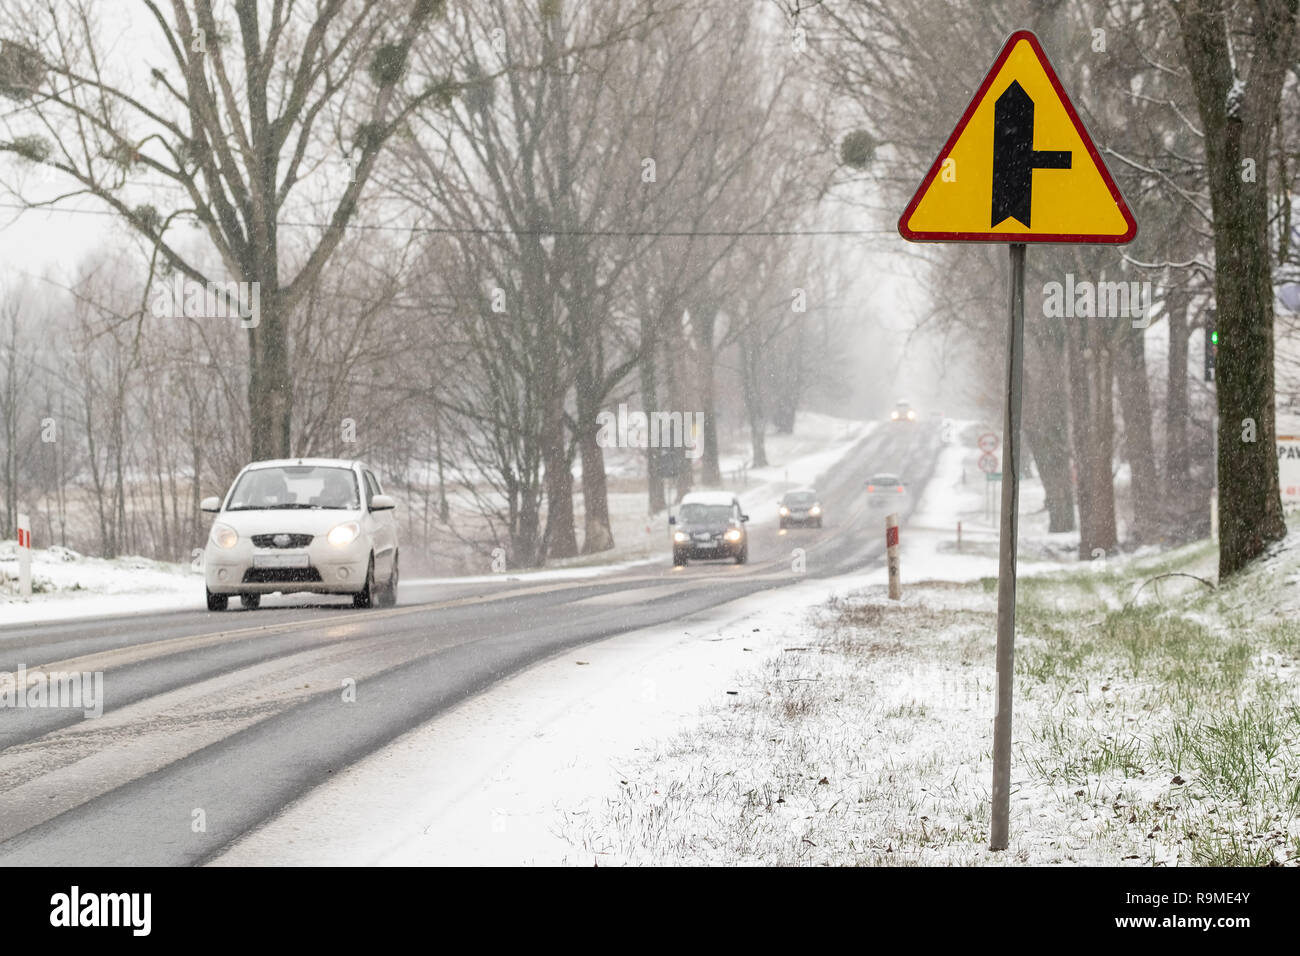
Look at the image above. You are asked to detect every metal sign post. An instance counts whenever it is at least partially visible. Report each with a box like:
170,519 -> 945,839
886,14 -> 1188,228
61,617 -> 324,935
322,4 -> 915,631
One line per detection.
990,245 -> 1026,850
897,30 -> 1136,852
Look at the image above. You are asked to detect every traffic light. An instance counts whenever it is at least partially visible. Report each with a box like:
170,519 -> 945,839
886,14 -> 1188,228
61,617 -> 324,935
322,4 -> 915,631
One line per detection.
1205,309 -> 1217,382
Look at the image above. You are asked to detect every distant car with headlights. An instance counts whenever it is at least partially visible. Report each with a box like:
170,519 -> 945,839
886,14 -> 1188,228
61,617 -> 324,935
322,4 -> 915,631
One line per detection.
778,488 -> 823,529
866,473 -> 907,507
201,459 -> 398,610
669,491 -> 749,566
890,400 -> 916,423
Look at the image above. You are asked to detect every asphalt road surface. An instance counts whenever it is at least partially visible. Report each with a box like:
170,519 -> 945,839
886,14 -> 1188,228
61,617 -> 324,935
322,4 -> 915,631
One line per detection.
0,421 -> 942,865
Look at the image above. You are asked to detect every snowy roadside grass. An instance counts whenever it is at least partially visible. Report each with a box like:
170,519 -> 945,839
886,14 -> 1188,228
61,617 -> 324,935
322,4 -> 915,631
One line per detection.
563,538 -> 1300,865
0,542 -> 202,624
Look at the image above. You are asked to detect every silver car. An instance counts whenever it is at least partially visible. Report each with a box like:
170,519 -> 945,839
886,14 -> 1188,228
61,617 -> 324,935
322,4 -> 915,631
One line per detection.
866,473 -> 908,508
201,458 -> 399,610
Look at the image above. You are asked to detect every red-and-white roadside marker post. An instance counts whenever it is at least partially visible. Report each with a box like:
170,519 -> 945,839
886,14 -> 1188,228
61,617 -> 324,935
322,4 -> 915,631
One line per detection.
17,512 -> 32,597
886,513 -> 901,600
898,31 -> 1136,850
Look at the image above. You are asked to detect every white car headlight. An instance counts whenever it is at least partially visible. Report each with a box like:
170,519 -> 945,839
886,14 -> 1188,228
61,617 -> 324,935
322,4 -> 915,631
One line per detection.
779,506 -> 789,516
327,521 -> 361,547
211,522 -> 238,549
809,505 -> 822,516
673,531 -> 689,543
724,528 -> 742,542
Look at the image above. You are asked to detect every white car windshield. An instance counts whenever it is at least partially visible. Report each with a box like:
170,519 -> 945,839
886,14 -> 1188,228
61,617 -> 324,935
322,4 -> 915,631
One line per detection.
227,466 -> 360,510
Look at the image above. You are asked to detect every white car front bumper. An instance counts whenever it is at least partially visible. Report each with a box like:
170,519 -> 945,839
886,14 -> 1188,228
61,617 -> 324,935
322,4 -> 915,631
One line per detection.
204,535 -> 371,595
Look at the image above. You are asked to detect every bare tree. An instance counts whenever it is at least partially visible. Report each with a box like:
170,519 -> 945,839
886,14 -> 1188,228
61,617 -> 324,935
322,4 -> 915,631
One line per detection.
0,285 -> 38,537
0,0 -> 451,458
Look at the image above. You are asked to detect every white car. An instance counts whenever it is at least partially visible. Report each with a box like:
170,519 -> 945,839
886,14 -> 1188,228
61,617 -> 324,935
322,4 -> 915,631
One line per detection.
201,458 -> 399,610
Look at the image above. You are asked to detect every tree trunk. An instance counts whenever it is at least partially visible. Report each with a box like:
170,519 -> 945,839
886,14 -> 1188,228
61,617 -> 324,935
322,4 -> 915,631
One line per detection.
1164,286 -> 1191,494
248,289 -> 293,459
740,326 -> 769,468
541,389 -> 578,560
434,404 -> 450,523
575,363 -> 614,554
691,301 -> 723,485
1211,213 -> 1288,573
516,487 -> 542,569
1024,365 -> 1075,533
662,309 -> 693,500
640,312 -> 666,514
1085,332 -> 1119,555
1065,322 -> 1096,555
1175,0 -> 1293,576
578,426 -> 613,553
1116,322 -> 1159,544
1066,322 -> 1118,557
770,323 -> 802,434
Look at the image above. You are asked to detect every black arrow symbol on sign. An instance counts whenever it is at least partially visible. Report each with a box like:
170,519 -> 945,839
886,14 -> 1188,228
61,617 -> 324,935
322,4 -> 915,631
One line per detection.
991,80 -> 1071,228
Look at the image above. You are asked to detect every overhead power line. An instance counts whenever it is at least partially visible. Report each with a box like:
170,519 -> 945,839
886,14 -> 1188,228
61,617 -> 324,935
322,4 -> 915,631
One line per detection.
0,200 -> 891,238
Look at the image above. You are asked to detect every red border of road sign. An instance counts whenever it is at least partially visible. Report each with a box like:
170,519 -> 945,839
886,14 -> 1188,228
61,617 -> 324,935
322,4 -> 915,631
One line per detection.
897,30 -> 1137,245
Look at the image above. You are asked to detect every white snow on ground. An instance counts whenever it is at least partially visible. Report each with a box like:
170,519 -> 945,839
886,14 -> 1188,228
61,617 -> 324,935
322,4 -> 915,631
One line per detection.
0,543 -> 203,626
211,573 -> 857,866
594,534 -> 1300,866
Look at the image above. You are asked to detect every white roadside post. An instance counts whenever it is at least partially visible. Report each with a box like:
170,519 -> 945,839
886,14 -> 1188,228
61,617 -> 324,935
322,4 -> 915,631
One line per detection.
896,31 -> 1136,851
17,512 -> 32,597
886,513 -> 901,600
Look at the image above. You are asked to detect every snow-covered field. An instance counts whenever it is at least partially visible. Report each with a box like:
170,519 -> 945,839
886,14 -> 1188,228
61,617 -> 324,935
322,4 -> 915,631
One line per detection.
0,542 -> 203,626
540,440 -> 1298,866
557,532 -> 1300,865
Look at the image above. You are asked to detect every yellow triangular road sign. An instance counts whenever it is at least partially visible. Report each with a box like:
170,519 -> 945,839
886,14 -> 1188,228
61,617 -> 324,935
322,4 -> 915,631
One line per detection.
899,30 -> 1136,244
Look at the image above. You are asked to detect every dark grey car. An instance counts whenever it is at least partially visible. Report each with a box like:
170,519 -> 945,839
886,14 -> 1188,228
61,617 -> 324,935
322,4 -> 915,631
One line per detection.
670,497 -> 749,566
779,489 -> 823,529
